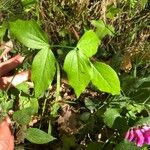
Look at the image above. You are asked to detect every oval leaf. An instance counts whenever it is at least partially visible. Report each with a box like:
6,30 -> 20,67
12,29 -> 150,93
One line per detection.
32,48 -> 56,97
91,62 -> 120,95
9,19 -> 49,49
103,108 -> 121,128
13,108 -> 31,125
77,30 -> 99,58
64,50 -> 91,97
25,128 -> 55,144
84,99 -> 96,111
91,20 -> 114,39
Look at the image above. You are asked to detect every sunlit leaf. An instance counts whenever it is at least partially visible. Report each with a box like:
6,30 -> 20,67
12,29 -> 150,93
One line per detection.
77,30 -> 100,58
64,50 -> 91,97
9,19 -> 49,49
91,20 -> 114,39
32,48 -> 56,97
16,82 -> 29,94
91,62 -> 120,95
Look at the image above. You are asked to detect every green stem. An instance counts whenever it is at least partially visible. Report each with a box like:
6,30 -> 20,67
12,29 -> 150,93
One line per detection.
133,64 -> 137,78
6,73 -> 16,93
56,61 -> 60,102
50,45 -> 75,49
42,97 -> 48,116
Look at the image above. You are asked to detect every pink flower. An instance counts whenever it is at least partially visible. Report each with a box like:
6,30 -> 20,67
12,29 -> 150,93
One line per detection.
143,130 -> 150,144
134,128 -> 144,147
141,126 -> 149,132
125,125 -> 150,147
125,128 -> 135,141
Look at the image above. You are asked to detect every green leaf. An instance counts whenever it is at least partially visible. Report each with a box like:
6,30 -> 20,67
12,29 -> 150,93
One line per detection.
103,108 -> 121,128
32,48 -> 56,97
25,128 -> 55,144
22,0 -> 36,6
84,99 -> 96,111
15,98 -> 38,125
62,135 -> 76,150
115,140 -> 142,150
16,82 -> 29,94
106,6 -> 120,19
77,30 -> 99,58
91,62 -> 120,95
18,95 -> 30,109
4,100 -> 13,111
64,50 -> 91,97
140,0 -> 148,9
87,142 -> 102,150
80,112 -> 91,122
9,19 -> 49,49
0,22 -> 7,41
30,98 -> 39,114
50,102 -> 60,118
134,117 -> 150,126
13,108 -> 31,125
91,20 -> 114,40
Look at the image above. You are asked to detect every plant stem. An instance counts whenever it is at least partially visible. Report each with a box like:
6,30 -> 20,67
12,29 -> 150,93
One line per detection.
133,64 -> 137,78
6,73 -> 16,93
50,45 -> 75,49
42,97 -> 48,116
55,61 -> 60,102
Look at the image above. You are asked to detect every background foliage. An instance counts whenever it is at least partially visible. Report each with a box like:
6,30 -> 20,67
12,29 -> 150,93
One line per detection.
0,0 -> 150,149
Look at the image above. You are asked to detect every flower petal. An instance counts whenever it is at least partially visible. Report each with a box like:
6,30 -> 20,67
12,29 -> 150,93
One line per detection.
141,126 -> 150,132
129,129 -> 135,141
143,130 -> 150,145
125,130 -> 130,139
125,129 -> 135,142
134,128 -> 144,147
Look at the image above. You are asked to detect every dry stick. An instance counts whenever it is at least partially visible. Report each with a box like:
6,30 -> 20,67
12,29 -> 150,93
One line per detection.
71,26 -> 80,41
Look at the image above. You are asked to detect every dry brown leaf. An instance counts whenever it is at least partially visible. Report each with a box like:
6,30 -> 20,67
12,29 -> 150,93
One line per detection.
57,104 -> 80,134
